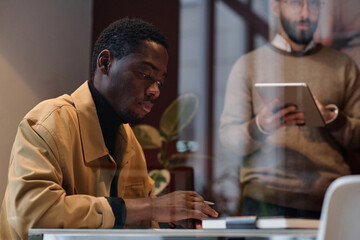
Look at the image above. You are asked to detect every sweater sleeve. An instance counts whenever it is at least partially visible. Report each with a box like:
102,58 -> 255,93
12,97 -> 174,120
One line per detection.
326,59 -> 360,150
219,58 -> 268,159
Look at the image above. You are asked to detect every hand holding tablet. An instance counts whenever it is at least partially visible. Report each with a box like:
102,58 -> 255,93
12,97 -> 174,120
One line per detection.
255,82 -> 325,127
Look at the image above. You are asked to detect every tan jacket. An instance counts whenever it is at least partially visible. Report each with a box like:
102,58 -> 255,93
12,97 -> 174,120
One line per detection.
0,81 -> 154,240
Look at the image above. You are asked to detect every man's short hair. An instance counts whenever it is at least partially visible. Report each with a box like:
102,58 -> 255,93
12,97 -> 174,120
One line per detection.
91,18 -> 168,79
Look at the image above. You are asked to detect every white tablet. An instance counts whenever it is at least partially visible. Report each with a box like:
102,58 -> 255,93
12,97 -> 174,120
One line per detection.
254,82 -> 325,127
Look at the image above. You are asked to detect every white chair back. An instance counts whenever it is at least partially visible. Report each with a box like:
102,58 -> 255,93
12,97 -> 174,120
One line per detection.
317,175 -> 360,240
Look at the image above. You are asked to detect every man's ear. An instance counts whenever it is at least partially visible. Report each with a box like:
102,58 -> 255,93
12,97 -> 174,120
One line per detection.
271,0 -> 280,18
97,49 -> 112,74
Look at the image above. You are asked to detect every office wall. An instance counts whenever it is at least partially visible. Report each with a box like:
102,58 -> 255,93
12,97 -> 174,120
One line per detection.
0,0 -> 92,202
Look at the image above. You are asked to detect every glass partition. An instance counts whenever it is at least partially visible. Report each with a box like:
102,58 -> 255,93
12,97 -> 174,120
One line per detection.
178,0 -> 360,217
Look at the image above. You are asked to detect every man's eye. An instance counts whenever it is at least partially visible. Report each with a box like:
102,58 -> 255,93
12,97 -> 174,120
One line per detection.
291,0 -> 301,5
156,80 -> 163,88
140,72 -> 163,87
309,0 -> 320,5
143,74 -> 152,79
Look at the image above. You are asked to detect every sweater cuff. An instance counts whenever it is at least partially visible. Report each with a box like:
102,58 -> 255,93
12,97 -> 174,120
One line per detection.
255,114 -> 272,135
324,104 -> 339,124
249,117 -> 269,141
106,197 -> 127,229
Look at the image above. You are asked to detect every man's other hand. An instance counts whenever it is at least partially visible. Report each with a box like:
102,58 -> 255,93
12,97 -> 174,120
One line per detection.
151,191 -> 218,224
123,191 -> 218,228
258,98 -> 305,133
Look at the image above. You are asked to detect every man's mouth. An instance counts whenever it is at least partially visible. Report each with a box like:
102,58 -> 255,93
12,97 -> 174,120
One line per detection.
298,20 -> 310,30
140,101 -> 153,113
298,24 -> 309,30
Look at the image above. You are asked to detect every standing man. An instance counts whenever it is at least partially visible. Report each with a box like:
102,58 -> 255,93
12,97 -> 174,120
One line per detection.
220,0 -> 360,218
0,18 -> 218,240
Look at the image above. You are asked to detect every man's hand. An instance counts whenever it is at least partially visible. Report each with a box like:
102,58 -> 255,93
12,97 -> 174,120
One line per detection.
258,98 -> 305,132
151,191 -> 218,223
124,191 -> 218,228
313,96 -> 336,123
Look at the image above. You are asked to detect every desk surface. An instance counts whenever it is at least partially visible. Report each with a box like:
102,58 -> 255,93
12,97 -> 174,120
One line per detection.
29,228 -> 318,240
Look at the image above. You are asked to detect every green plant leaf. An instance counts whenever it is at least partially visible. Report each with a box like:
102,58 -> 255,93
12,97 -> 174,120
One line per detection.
150,172 -> 167,188
132,124 -> 162,149
159,93 -> 199,138
148,169 -> 170,196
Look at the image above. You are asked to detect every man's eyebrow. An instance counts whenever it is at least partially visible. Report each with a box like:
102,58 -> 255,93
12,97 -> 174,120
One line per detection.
139,61 -> 168,78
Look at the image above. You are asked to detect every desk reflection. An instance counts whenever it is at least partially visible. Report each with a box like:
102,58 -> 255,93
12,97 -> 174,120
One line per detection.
29,229 -> 317,240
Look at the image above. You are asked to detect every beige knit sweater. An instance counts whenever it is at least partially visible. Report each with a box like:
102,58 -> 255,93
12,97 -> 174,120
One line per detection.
219,44 -> 360,211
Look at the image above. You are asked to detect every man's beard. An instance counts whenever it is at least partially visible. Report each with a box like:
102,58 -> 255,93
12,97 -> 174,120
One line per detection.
280,16 -> 318,45
121,110 -> 145,124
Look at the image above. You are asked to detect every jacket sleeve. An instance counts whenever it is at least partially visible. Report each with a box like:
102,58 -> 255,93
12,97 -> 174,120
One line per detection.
6,118 -> 115,239
326,59 -> 360,150
219,59 -> 268,159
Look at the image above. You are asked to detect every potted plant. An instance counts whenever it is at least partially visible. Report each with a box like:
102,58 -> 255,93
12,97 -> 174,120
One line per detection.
133,93 -> 199,195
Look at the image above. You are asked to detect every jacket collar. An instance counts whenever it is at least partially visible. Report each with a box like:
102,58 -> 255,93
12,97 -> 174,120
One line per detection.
71,81 -> 109,164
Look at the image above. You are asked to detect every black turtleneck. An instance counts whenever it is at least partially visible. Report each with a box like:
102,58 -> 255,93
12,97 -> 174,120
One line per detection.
88,81 -> 126,228
88,81 -> 123,157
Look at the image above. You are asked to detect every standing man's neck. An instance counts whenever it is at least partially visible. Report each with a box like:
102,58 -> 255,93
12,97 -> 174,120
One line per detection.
280,31 -> 306,53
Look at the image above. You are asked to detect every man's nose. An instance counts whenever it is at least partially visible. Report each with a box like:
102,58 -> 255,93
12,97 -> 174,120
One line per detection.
300,0 -> 310,18
146,82 -> 160,98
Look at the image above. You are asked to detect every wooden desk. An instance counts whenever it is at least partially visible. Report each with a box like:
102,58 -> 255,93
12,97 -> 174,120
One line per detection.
29,228 -> 317,240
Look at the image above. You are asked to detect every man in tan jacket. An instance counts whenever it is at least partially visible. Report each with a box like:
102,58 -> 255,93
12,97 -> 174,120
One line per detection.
0,18 -> 218,240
